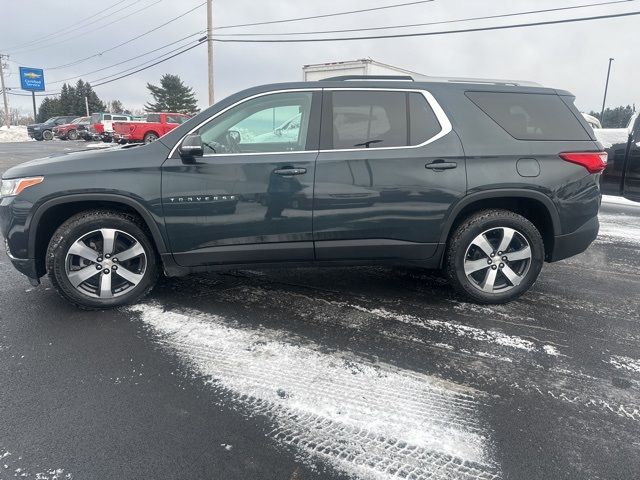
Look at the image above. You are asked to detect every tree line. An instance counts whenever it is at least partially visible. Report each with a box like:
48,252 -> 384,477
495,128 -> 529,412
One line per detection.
588,105 -> 636,129
36,74 -> 199,122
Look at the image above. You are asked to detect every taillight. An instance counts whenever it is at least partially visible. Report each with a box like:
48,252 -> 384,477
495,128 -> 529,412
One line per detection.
559,152 -> 608,174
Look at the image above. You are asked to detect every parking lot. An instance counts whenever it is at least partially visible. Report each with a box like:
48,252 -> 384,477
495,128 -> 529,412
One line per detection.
0,141 -> 639,480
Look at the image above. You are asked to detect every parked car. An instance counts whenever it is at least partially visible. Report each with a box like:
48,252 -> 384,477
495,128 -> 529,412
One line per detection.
53,116 -> 90,140
597,112 -> 640,201
0,75 -> 605,309
27,116 -> 78,141
88,112 -> 132,142
113,112 -> 190,144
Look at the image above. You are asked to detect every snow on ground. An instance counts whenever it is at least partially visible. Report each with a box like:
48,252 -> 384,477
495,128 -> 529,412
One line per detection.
608,356 -> 640,374
602,195 -> 640,207
598,210 -> 640,246
594,128 -> 630,148
131,303 -> 502,480
0,125 -> 32,143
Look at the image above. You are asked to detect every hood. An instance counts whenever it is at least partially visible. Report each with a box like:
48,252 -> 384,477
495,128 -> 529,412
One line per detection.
2,141 -> 170,179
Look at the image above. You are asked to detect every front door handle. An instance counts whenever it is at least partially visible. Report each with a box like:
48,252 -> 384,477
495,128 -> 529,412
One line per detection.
273,167 -> 307,176
425,160 -> 457,171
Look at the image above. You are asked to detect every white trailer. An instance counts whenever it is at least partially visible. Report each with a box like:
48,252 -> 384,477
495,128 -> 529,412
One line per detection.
303,59 -> 424,81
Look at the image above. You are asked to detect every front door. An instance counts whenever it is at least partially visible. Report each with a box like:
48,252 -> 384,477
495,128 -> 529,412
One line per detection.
162,90 -> 321,267
313,88 -> 466,261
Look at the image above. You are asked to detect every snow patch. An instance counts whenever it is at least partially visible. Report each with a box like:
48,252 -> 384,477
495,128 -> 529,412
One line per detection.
602,195 -> 640,208
594,128 -> 629,148
598,213 -> 640,245
0,125 -> 32,143
130,303 -> 501,480
609,355 -> 640,374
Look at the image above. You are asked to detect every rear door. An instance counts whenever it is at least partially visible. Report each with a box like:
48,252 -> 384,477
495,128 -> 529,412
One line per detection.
313,88 -> 466,261
162,89 -> 322,267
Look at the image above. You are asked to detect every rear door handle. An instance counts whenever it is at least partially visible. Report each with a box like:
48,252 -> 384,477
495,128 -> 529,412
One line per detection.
425,160 -> 457,171
273,167 -> 307,176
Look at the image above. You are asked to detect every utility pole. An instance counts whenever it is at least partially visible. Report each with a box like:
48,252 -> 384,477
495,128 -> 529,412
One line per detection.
207,0 -> 214,105
600,57 -> 614,127
85,96 -> 90,116
0,54 -> 10,127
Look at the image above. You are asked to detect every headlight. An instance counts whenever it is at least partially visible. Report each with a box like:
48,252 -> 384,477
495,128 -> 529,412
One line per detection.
0,177 -> 44,198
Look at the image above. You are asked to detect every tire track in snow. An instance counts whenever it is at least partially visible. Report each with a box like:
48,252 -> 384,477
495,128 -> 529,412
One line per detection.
209,283 -> 640,423
130,303 -> 502,480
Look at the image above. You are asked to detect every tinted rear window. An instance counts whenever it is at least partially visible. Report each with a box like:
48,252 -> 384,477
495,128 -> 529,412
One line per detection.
466,91 -> 590,141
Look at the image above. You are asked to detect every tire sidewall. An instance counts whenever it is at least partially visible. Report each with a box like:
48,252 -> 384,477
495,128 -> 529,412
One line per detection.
42,130 -> 54,141
451,214 -> 544,303
48,214 -> 158,309
67,129 -> 78,140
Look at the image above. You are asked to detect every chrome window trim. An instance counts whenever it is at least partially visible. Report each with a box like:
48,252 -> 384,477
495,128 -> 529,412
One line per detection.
168,87 -> 452,158
320,87 -> 452,153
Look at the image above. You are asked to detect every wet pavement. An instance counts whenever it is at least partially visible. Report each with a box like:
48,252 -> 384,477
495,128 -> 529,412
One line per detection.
0,141 -> 639,479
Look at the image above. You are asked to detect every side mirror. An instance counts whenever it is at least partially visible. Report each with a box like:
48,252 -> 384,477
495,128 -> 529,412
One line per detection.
178,134 -> 203,158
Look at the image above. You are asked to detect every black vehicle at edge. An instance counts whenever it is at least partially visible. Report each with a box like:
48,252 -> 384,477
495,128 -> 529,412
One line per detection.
1,76 -> 606,309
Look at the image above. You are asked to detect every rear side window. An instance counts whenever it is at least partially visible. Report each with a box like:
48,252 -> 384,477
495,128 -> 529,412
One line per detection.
146,113 -> 161,123
329,91 -> 441,150
466,91 -> 590,141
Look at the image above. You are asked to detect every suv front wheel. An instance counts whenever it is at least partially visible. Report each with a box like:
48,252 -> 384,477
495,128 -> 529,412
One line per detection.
445,209 -> 544,304
46,210 -> 159,309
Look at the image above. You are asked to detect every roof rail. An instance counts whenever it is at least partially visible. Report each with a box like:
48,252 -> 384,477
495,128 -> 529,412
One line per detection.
320,75 -> 414,82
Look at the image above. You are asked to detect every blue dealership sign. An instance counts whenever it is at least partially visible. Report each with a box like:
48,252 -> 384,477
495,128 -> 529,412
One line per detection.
19,66 -> 45,92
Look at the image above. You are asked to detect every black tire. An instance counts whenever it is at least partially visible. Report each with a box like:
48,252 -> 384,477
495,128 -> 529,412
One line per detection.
46,210 -> 159,310
143,132 -> 158,144
42,129 -> 54,141
67,129 -> 78,140
445,209 -> 544,304
35,136 -> 43,141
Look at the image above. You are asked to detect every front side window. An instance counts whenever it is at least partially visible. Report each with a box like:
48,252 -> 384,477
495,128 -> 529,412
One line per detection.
329,91 -> 441,150
196,91 -> 313,155
146,114 -> 161,123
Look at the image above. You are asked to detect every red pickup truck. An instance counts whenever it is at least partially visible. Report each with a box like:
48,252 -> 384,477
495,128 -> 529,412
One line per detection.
113,112 -> 190,144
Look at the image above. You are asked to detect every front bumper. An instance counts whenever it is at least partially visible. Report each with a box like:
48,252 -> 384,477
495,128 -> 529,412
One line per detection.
4,239 -> 38,279
549,216 -> 599,262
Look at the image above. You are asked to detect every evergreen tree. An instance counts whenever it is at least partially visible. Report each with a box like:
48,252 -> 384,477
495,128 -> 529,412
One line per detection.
37,79 -> 107,121
109,100 -> 125,114
37,97 -> 62,122
589,105 -> 635,128
145,74 -> 199,114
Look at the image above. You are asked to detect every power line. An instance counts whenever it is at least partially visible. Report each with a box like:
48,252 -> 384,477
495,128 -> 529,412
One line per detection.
216,0 -> 435,30
214,0 -> 635,36
11,0 -> 165,55
6,39 -> 207,97
48,31 -> 204,85
210,9 -> 640,42
46,1 -> 206,70
4,0 -> 134,52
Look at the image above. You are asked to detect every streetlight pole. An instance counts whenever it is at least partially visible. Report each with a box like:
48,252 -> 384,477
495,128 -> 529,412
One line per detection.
206,0 -> 214,105
0,54 -> 10,127
600,57 -> 614,127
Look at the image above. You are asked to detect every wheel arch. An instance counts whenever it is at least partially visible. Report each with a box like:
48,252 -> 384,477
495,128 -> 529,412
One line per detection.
29,194 -> 168,277
144,131 -> 160,140
441,190 -> 560,261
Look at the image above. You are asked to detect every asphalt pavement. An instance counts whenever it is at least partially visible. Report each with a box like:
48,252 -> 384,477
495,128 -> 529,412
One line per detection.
0,140 -> 639,480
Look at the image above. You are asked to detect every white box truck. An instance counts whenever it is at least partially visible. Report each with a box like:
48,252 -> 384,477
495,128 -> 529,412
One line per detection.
303,59 -> 424,81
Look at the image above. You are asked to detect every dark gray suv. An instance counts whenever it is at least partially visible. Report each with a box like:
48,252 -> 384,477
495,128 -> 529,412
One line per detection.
0,76 -> 605,309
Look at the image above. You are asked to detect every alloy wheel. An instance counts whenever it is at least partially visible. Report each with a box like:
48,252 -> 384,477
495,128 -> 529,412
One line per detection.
463,227 -> 532,294
64,228 -> 147,299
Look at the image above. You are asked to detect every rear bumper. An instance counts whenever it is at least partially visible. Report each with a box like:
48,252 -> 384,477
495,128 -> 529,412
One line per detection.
549,216 -> 599,262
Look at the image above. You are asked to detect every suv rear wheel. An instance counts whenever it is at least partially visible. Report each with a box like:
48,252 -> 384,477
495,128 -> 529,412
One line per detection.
445,209 -> 544,304
46,210 -> 159,310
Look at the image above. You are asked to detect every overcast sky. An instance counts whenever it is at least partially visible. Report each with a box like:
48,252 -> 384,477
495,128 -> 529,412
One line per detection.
1,0 -> 638,115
